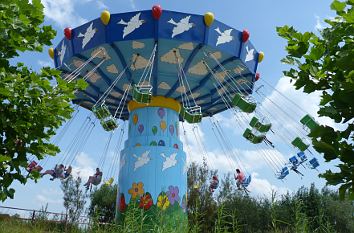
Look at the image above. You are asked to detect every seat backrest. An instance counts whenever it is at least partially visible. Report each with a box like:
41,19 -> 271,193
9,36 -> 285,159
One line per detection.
309,158 -> 319,168
297,151 -> 307,161
243,175 -> 251,185
289,156 -> 299,165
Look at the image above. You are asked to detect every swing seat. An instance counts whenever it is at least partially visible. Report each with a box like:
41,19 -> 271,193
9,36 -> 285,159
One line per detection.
291,137 -> 309,152
241,175 -> 252,188
92,104 -> 111,120
180,106 -> 202,124
101,117 -> 118,131
33,165 -> 43,172
277,167 -> 289,179
249,117 -> 272,133
289,156 -> 300,166
132,84 -> 152,104
232,93 -> 257,113
243,128 -> 264,144
297,151 -> 307,163
308,158 -> 319,169
27,161 -> 38,170
300,114 -> 320,132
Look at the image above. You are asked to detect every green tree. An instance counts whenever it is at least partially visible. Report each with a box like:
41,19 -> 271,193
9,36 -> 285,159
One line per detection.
61,175 -> 88,224
0,0 -> 85,200
89,184 -> 117,223
277,0 -> 354,199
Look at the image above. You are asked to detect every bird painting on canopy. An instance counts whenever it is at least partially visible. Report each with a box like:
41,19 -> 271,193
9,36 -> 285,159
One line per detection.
168,16 -> 194,38
215,27 -> 234,46
118,13 -> 145,38
78,22 -> 97,49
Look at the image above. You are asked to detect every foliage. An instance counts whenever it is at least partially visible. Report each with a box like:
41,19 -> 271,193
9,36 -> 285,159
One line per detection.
0,0 -> 86,201
61,175 -> 88,225
89,184 -> 118,223
277,0 -> 354,199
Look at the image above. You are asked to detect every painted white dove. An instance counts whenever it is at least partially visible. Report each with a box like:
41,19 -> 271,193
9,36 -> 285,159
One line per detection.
118,13 -> 145,38
160,152 -> 177,171
58,42 -> 67,65
168,16 -> 194,38
78,22 -> 97,49
245,46 -> 255,62
119,154 -> 126,170
132,151 -> 151,171
215,27 -> 233,46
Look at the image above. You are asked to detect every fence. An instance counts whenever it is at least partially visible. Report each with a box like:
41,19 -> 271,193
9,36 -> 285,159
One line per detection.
0,205 -> 90,228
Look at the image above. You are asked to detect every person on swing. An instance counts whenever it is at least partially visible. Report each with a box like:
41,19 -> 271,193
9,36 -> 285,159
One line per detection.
84,168 -> 103,190
234,168 -> 245,190
209,175 -> 219,193
41,164 -> 65,181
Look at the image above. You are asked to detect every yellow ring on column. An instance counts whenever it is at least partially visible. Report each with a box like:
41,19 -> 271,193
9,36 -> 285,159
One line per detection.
128,96 -> 181,113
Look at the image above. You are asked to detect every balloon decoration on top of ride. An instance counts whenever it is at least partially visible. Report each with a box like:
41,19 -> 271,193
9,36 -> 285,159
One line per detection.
52,5 -> 266,228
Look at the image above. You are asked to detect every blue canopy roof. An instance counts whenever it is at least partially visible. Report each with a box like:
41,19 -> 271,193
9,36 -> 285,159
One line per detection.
54,10 -> 260,120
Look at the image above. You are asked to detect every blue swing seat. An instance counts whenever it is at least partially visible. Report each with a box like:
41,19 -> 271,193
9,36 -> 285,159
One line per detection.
277,167 -> 289,179
242,175 -> 252,188
297,151 -> 307,163
289,156 -> 300,167
308,158 -> 319,169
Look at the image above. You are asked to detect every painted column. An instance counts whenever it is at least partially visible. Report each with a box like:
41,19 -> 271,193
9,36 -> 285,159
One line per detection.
116,97 -> 187,227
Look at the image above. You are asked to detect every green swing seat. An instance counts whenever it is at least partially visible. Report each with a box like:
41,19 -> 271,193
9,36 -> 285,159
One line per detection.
92,104 -> 111,120
243,128 -> 265,144
101,117 -> 118,131
300,114 -> 320,132
232,93 -> 257,113
249,117 -> 272,133
180,106 -> 202,124
132,84 -> 152,104
291,137 -> 309,152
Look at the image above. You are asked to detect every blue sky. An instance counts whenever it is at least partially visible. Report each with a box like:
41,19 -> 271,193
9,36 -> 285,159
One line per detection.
3,0 -> 339,215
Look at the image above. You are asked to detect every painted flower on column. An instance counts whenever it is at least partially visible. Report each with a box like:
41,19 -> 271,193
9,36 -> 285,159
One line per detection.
128,182 -> 144,199
139,192 -> 153,210
157,192 -> 170,210
166,186 -> 180,205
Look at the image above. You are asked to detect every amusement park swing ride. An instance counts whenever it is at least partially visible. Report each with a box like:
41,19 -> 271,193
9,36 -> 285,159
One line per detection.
28,5 -> 321,221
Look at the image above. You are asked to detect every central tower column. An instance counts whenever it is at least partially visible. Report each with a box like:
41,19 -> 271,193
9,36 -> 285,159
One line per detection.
116,96 -> 187,229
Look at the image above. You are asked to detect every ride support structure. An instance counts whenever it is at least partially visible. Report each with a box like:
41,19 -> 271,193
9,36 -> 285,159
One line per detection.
116,97 -> 187,225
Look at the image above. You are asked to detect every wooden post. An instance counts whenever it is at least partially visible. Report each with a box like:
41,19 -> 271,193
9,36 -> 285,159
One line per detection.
31,211 -> 35,223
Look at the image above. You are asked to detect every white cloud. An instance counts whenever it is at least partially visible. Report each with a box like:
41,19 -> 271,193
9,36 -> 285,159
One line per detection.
71,152 -> 96,179
315,15 -> 324,31
96,1 -> 108,10
129,0 -> 137,10
36,187 -> 62,205
259,76 -> 341,137
41,0 -> 87,28
248,172 -> 290,198
38,60 -> 53,67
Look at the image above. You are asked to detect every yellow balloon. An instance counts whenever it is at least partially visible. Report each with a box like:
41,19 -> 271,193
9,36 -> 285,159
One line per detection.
160,120 -> 167,131
258,52 -> 264,63
133,114 -> 138,125
48,48 -> 54,59
204,12 -> 214,27
101,10 -> 111,25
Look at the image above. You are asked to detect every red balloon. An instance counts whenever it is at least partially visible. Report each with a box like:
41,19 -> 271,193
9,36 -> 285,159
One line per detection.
255,72 -> 260,81
152,5 -> 162,20
242,29 -> 250,42
64,27 -> 72,40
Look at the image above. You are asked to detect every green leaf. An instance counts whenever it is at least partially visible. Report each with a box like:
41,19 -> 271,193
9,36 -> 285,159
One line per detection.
0,155 -> 11,162
331,0 -> 346,12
